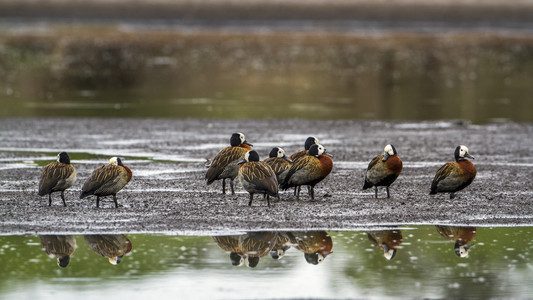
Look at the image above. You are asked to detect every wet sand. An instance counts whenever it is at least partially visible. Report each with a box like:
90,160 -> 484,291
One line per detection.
0,118 -> 532,235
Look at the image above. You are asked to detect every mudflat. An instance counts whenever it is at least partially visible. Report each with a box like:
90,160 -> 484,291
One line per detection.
0,118 -> 531,235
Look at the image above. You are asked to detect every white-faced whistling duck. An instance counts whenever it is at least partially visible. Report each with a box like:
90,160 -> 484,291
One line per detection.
38,152 -> 77,207
263,147 -> 293,184
270,232 -> 291,260
80,157 -> 132,208
430,145 -> 476,199
83,234 -> 132,264
280,144 -> 333,200
237,150 -> 279,207
367,229 -> 403,260
289,136 -> 319,162
206,132 -> 253,195
39,235 -> 77,267
435,225 -> 476,257
287,231 -> 333,265
362,144 -> 403,198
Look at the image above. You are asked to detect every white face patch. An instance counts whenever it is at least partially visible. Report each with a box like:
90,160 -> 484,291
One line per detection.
277,148 -> 285,157
459,145 -> 469,158
459,245 -> 468,257
314,137 -> 319,145
384,249 -> 395,260
317,254 -> 325,264
109,157 -> 119,165
317,145 -> 325,156
244,151 -> 250,162
56,153 -> 60,162
239,133 -> 246,144
384,144 -> 394,156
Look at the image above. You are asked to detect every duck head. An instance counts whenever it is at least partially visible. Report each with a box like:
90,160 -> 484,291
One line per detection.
57,152 -> 71,164
109,157 -> 124,166
304,136 -> 319,150
230,252 -> 245,266
382,243 -> 397,260
269,147 -> 292,163
57,255 -> 70,268
238,150 -> 260,165
308,144 -> 333,158
304,251 -> 332,265
455,145 -> 474,161
230,132 -> 253,147
454,242 -> 474,257
382,144 -> 397,162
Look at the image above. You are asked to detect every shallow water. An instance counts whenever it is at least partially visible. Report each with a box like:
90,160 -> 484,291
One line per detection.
2,226 -> 533,299
1,25 -> 533,123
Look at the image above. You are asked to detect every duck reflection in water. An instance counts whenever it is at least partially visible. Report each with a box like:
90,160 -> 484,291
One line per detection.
212,232 -> 278,268
39,235 -> 77,268
83,235 -> 133,265
287,231 -> 333,265
435,225 -> 476,257
270,232 -> 292,260
367,229 -> 403,260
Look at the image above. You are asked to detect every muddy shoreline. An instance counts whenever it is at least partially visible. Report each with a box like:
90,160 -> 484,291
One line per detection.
0,118 -> 532,235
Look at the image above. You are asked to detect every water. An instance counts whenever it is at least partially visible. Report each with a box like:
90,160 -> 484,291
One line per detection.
1,25 -> 533,123
2,226 -> 533,299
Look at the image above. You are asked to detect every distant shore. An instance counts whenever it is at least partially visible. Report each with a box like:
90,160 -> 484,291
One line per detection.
1,0 -> 533,33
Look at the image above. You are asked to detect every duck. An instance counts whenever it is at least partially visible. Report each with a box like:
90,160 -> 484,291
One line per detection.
270,232 -> 292,260
289,136 -> 319,161
212,232 -> 278,268
263,147 -> 293,184
362,144 -> 403,198
287,231 -> 333,265
430,145 -> 476,199
38,152 -> 77,207
206,132 -> 253,195
83,234 -> 133,264
280,144 -> 333,200
39,235 -> 77,268
212,235 -> 245,266
367,229 -> 403,260
435,226 -> 476,257
237,150 -> 279,207
80,157 -> 132,208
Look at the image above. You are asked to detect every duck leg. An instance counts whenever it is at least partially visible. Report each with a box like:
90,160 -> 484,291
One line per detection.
386,186 -> 390,199
61,191 -> 67,207
266,195 -> 271,207
96,196 -> 100,208
310,186 -> 315,200
450,192 -> 455,200
113,194 -> 119,208
248,193 -> 254,206
296,186 -> 301,201
222,178 -> 226,194
374,186 -> 378,199
230,179 -> 235,195
48,194 -> 52,206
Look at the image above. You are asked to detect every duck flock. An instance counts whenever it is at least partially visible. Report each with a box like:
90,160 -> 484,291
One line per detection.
38,132 -> 476,208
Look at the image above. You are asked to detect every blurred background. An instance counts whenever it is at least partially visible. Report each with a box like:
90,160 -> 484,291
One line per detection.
0,0 -> 532,123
